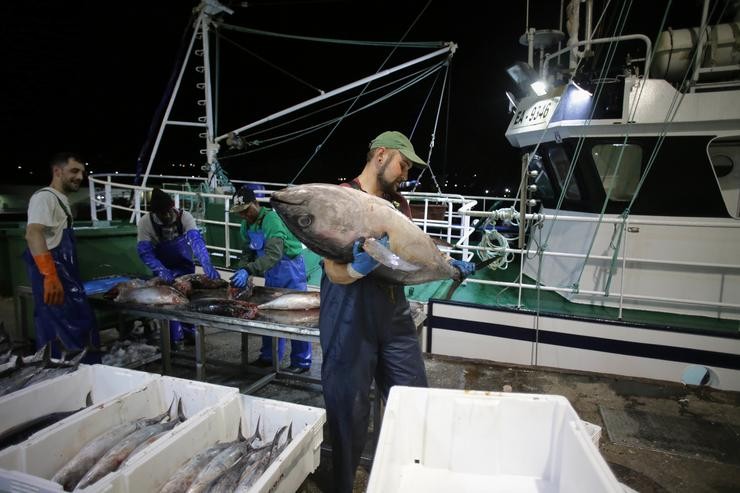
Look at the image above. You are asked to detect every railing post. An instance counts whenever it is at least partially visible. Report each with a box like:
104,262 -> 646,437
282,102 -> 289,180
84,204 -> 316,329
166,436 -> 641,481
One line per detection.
105,176 -> 112,222
88,176 -> 97,223
224,197 -> 231,268
134,189 -> 142,223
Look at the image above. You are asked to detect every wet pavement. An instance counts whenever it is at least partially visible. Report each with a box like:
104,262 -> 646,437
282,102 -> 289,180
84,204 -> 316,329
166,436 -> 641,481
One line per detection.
2,296 -> 739,492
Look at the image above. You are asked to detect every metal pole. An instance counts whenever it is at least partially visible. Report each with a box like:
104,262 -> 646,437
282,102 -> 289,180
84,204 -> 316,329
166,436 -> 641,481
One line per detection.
141,14 -> 204,188
690,0 -> 711,92
88,176 -> 97,223
105,176 -> 112,222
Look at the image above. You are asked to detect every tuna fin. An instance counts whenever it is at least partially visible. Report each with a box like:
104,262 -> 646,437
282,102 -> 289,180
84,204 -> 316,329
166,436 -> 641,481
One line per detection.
69,347 -> 88,367
177,397 -> 186,422
237,419 -> 246,441
363,237 -> 421,272
85,390 -> 93,406
164,395 -> 177,421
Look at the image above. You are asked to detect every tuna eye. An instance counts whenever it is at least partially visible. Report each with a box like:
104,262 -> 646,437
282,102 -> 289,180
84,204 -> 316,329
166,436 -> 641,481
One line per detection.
298,215 -> 312,227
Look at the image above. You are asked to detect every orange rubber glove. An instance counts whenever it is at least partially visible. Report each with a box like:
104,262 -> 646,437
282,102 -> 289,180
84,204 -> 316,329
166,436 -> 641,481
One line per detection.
33,252 -> 64,305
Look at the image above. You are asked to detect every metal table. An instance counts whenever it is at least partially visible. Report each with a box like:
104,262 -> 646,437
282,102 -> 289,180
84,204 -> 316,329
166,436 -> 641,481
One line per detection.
88,291 -> 321,393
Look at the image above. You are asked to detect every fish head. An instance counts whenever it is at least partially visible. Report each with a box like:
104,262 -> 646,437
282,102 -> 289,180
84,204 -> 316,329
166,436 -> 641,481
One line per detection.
271,184 -> 355,261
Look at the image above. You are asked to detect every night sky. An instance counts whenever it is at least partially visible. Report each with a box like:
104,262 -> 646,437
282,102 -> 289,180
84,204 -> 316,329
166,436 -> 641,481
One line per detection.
2,0 -> 712,194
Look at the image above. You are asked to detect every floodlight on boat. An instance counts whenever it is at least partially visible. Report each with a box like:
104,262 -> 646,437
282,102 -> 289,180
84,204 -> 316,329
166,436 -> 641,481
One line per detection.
506,61 -> 548,98
530,81 -> 548,96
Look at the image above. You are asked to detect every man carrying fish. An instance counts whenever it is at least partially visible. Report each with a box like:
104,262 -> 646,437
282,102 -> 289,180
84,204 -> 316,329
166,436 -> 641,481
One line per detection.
229,186 -> 312,373
316,131 -> 475,491
136,187 -> 220,347
24,152 -> 100,362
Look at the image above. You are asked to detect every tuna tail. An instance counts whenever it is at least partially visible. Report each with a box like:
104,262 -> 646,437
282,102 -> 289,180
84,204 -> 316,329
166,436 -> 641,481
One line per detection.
248,416 -> 262,445
444,256 -> 498,300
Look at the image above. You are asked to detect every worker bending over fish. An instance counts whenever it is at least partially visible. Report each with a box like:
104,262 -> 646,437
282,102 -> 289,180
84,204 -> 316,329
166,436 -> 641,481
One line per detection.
136,188 -> 220,347
24,152 -> 100,362
229,186 -> 312,374
318,131 -> 475,491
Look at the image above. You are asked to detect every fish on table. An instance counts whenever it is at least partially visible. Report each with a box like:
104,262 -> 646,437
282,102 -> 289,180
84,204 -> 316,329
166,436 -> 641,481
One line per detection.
185,299 -> 259,319
256,291 -> 320,310
114,285 -> 189,305
271,183 -> 465,285
173,274 -> 228,297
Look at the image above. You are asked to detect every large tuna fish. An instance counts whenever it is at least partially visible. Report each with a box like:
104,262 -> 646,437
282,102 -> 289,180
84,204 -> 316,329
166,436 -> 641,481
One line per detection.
271,183 -> 463,285
114,286 -> 189,305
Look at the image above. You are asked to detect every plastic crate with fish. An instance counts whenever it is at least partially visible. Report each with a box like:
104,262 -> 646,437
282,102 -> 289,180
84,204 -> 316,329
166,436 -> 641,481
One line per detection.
117,393 -> 326,492
367,386 -> 624,493
0,364 -> 157,453
0,372 -> 238,492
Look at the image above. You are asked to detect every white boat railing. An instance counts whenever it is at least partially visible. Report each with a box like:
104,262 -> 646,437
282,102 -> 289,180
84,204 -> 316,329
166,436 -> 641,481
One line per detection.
87,173 -> 480,268
88,173 -> 740,319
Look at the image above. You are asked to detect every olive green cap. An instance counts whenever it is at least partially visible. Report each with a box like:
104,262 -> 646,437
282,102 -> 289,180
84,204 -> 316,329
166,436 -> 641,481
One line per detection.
369,130 -> 427,168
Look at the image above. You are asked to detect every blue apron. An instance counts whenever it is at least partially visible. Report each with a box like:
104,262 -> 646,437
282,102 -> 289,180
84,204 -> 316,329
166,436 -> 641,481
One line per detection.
154,234 -> 195,277
248,230 -> 311,367
153,229 -> 195,342
23,191 -> 100,363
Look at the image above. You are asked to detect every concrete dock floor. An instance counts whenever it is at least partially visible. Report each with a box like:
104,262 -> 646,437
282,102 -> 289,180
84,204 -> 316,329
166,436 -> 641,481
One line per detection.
2,297 -> 739,492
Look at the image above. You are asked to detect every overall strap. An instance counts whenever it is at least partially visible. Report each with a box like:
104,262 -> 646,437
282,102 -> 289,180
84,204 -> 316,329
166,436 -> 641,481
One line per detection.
42,189 -> 72,228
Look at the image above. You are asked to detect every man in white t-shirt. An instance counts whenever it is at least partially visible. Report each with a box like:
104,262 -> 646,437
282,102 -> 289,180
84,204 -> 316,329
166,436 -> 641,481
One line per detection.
24,152 -> 99,361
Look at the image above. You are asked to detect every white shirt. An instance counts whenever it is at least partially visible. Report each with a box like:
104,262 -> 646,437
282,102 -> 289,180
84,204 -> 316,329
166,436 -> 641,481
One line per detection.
27,187 -> 73,250
137,210 -> 198,245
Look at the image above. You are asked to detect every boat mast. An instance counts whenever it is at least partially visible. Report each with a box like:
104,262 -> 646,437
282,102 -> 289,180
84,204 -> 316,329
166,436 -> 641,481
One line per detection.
139,0 -> 233,191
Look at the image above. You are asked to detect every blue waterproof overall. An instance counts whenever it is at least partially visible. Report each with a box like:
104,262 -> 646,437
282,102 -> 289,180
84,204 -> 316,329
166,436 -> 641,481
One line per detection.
24,192 -> 100,363
153,225 -> 196,342
249,231 -> 311,368
319,272 -> 427,493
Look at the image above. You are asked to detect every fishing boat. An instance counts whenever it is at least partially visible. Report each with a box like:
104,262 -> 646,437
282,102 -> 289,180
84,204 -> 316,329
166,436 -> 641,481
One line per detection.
85,0 -> 740,391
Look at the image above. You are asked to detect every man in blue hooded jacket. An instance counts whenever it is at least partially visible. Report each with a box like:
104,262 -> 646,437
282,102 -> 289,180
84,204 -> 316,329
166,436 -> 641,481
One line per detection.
136,187 -> 220,345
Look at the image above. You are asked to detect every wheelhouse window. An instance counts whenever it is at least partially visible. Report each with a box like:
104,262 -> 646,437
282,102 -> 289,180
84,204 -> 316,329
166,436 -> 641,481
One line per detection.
591,143 -> 642,202
548,146 -> 581,200
708,137 -> 740,218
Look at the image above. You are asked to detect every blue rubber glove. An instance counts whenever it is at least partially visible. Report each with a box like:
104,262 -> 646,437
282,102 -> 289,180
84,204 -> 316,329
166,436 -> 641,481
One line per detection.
186,230 -> 220,280
348,234 -> 389,278
137,241 -> 175,283
449,258 -> 475,277
230,269 -> 249,288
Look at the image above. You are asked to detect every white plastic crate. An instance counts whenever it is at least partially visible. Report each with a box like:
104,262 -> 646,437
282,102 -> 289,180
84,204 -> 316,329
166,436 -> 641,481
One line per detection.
367,386 -> 623,493
119,393 -> 326,493
0,373 -> 238,492
0,364 -> 157,442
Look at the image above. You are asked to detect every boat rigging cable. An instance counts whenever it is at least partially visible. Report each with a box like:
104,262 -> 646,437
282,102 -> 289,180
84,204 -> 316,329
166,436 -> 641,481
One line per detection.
288,0 -> 437,185
229,62 -> 442,143
525,0 -> 636,364
410,62 -> 450,194
217,61 -> 447,160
